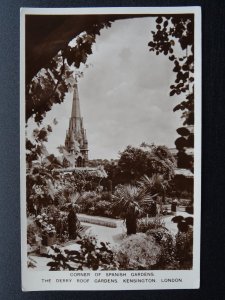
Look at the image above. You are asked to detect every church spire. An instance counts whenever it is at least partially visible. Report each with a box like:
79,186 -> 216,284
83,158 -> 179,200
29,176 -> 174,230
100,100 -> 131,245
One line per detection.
64,81 -> 89,167
71,82 -> 81,119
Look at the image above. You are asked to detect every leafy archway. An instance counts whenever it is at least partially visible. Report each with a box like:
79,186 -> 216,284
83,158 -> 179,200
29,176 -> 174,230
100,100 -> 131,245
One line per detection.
25,13 -> 194,130
25,14 -> 195,208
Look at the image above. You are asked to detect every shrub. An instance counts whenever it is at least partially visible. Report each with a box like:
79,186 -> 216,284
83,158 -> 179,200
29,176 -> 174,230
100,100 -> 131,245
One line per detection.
33,208 -> 82,244
136,218 -> 179,269
137,217 -> 165,233
116,233 -> 161,270
94,200 -> 112,217
172,215 -> 193,232
101,191 -> 112,201
186,206 -> 194,214
27,222 -> 41,246
175,228 -> 193,269
35,213 -> 56,237
146,227 -> 178,269
171,216 -> 193,268
77,191 -> 115,218
77,192 -> 100,214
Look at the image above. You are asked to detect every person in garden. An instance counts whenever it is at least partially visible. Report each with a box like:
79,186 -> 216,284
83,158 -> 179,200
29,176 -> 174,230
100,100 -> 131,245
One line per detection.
67,204 -> 78,240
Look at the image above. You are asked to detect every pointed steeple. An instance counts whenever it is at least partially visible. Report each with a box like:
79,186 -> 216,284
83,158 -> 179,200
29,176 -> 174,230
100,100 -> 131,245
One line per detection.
64,80 -> 89,167
71,82 -> 81,119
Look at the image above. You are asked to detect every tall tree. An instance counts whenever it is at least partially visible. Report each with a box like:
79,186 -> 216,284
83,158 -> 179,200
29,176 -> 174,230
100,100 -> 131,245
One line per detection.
111,144 -> 175,186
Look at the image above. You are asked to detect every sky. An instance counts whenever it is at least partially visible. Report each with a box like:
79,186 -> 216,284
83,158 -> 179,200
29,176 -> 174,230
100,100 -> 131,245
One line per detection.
27,17 -> 182,160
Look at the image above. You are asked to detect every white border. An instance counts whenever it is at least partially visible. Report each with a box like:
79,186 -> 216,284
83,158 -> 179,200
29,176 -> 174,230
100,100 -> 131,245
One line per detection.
20,6 -> 201,291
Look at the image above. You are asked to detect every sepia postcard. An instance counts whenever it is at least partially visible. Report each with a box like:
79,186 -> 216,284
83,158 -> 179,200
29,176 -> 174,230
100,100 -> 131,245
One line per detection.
20,6 -> 201,291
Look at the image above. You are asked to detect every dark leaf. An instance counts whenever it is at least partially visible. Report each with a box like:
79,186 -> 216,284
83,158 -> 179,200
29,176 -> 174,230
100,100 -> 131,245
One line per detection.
175,136 -> 188,150
67,250 -> 80,256
163,20 -> 168,27
176,127 -> 190,136
170,90 -> 176,97
156,16 -> 163,24
51,246 -> 60,253
47,262 -> 58,267
56,254 -> 65,261
169,55 -> 175,61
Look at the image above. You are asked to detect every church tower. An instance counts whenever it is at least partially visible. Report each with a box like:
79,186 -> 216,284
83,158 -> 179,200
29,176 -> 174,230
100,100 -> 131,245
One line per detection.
64,82 -> 88,167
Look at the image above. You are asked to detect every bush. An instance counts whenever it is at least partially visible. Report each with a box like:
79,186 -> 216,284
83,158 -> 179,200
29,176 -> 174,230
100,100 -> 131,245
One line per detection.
94,200 -> 112,217
100,191 -> 112,201
146,228 -> 178,269
186,206 -> 194,214
172,215 -> 193,232
27,222 -> 41,246
77,191 -> 115,218
137,217 -> 165,233
77,192 -> 100,214
136,218 -> 179,269
116,233 -> 161,270
175,228 -> 193,269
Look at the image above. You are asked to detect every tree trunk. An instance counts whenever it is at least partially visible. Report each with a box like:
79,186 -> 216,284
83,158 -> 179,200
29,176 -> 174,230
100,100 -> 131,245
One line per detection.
67,209 -> 77,240
126,214 -> 137,235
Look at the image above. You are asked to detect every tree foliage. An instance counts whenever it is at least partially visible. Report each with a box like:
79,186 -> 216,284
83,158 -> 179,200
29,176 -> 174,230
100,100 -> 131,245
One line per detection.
26,22 -> 112,124
112,184 -> 154,235
26,124 -> 63,214
109,144 -> 175,186
148,15 -> 194,118
148,15 -> 194,172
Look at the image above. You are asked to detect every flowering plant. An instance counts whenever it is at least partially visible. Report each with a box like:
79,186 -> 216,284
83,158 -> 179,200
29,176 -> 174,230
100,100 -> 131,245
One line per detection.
42,224 -> 56,237
35,213 -> 56,237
